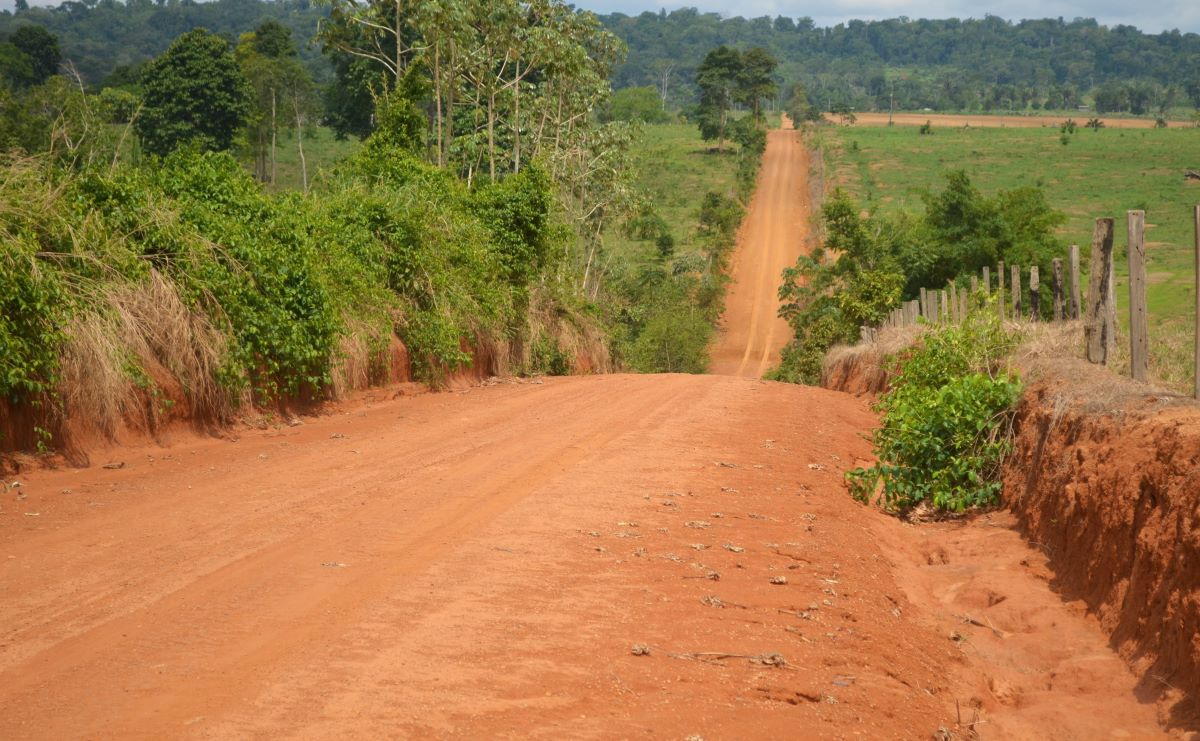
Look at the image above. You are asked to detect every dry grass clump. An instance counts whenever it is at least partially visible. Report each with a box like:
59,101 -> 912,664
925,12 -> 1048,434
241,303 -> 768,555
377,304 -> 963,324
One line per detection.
110,271 -> 231,418
56,271 -> 235,442
517,286 -> 613,375
821,323 -> 928,393
1015,325 -> 1197,418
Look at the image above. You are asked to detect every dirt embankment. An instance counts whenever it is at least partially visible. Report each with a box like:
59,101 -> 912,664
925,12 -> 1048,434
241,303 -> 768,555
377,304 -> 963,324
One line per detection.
1,325 -> 611,472
1006,376 -> 1200,729
822,338 -> 1200,731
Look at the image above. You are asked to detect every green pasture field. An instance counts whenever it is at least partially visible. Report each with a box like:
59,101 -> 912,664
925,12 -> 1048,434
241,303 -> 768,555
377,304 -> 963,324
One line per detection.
825,123 -> 1200,391
258,126 -> 362,193
605,122 -> 742,266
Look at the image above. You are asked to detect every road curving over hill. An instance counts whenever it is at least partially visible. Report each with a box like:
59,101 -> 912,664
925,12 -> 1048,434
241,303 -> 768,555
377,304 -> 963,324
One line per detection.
0,374 -> 1167,738
709,119 -> 811,378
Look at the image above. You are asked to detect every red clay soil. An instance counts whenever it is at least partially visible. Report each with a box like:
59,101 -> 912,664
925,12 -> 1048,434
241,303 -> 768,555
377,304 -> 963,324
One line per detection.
1005,379 -> 1200,732
709,119 -> 810,378
0,374 -> 1169,738
850,112 -> 1183,129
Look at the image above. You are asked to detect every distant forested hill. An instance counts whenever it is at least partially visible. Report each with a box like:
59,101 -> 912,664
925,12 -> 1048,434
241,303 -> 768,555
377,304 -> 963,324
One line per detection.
0,0 -> 330,85
601,10 -> 1200,113
3,2 -> 1199,113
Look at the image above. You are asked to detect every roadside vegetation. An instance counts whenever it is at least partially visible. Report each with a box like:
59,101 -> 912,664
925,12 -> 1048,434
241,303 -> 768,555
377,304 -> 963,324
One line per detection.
826,123 -> 1200,390
0,5 -> 779,455
0,4 -> 641,455
771,171 -> 1063,384
846,314 -> 1022,513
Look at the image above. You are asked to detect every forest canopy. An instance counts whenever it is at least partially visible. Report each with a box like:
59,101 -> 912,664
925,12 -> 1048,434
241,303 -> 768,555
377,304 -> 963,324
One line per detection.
2,3 -> 1200,115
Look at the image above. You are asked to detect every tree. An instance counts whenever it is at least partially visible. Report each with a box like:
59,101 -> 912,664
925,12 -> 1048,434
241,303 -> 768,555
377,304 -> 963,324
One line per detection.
736,46 -> 777,122
10,24 -> 60,85
238,21 -> 312,185
0,42 -> 35,89
136,29 -> 252,156
785,82 -> 815,123
695,45 -> 741,150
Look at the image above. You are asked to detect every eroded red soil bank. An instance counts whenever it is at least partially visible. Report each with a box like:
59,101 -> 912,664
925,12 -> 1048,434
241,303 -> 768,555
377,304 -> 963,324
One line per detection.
1006,379 -> 1200,730
824,345 -> 1200,733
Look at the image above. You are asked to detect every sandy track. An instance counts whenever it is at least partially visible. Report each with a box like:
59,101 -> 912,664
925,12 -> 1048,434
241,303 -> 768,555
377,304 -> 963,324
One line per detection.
0,375 -> 1165,738
851,111 -> 1182,129
709,122 -> 810,377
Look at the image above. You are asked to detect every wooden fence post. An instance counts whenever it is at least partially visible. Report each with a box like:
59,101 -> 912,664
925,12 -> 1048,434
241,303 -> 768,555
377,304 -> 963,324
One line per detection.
959,290 -> 968,321
1194,205 -> 1199,399
970,275 -> 979,294
1127,210 -> 1149,382
982,266 -> 991,294
1052,258 -> 1064,321
1029,266 -> 1040,320
920,287 -> 928,320
948,283 -> 958,322
1085,218 -> 1115,364
940,290 -> 949,323
1068,245 -> 1082,319
1011,264 -> 1022,319
997,260 -> 1006,320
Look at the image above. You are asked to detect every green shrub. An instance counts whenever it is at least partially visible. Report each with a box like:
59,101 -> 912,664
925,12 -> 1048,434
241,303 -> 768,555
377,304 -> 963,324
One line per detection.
846,314 -> 1022,513
0,239 -> 68,399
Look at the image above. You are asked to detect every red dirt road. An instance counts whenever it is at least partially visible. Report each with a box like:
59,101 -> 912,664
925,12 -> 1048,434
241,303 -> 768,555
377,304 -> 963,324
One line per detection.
0,376 -> 1167,738
709,121 -> 810,377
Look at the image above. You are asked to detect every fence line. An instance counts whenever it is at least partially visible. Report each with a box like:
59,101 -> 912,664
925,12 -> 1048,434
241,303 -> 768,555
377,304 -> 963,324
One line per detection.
872,205 -> 1200,400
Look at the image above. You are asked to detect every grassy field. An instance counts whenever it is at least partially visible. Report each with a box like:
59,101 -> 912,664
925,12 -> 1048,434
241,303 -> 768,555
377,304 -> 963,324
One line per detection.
253,126 -> 362,193
825,123 -> 1200,391
604,122 -> 742,266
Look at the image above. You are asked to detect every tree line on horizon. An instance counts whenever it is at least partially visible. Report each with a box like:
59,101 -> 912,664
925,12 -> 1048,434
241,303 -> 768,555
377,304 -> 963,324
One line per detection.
5,2 -> 1200,119
603,9 -> 1200,116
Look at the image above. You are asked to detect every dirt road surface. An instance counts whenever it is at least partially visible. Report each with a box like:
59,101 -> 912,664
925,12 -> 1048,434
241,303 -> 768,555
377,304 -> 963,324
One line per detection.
851,111 -> 1181,129
0,375 -> 1166,739
709,122 -> 809,377
0,112 -> 1173,738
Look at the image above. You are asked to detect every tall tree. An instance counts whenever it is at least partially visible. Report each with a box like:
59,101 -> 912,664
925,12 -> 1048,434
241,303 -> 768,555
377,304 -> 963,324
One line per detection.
135,28 -> 252,156
736,46 -> 777,122
695,45 -> 741,150
10,24 -> 60,85
238,21 -> 310,184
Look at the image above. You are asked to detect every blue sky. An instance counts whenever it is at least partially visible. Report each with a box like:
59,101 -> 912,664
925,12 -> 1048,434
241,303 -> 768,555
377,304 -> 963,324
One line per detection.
575,0 -> 1200,34
2,0 -> 1197,34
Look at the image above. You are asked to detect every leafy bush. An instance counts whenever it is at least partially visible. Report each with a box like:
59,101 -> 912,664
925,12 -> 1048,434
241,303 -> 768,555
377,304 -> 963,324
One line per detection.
846,314 -> 1022,513
0,238 -> 68,399
698,191 -> 743,241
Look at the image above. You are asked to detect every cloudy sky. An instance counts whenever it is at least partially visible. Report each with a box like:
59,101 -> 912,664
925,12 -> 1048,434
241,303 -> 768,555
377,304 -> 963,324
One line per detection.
575,0 -> 1200,34
1,0 -> 1197,34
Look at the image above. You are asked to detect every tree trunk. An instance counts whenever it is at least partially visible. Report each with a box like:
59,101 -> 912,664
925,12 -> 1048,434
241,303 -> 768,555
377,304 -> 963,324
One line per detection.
433,43 -> 443,167
270,87 -> 277,186
295,108 -> 308,195
513,61 -> 521,174
487,91 -> 496,183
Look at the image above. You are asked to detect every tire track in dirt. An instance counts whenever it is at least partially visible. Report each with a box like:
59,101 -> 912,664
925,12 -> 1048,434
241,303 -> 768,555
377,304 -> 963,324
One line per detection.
710,119 -> 811,378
